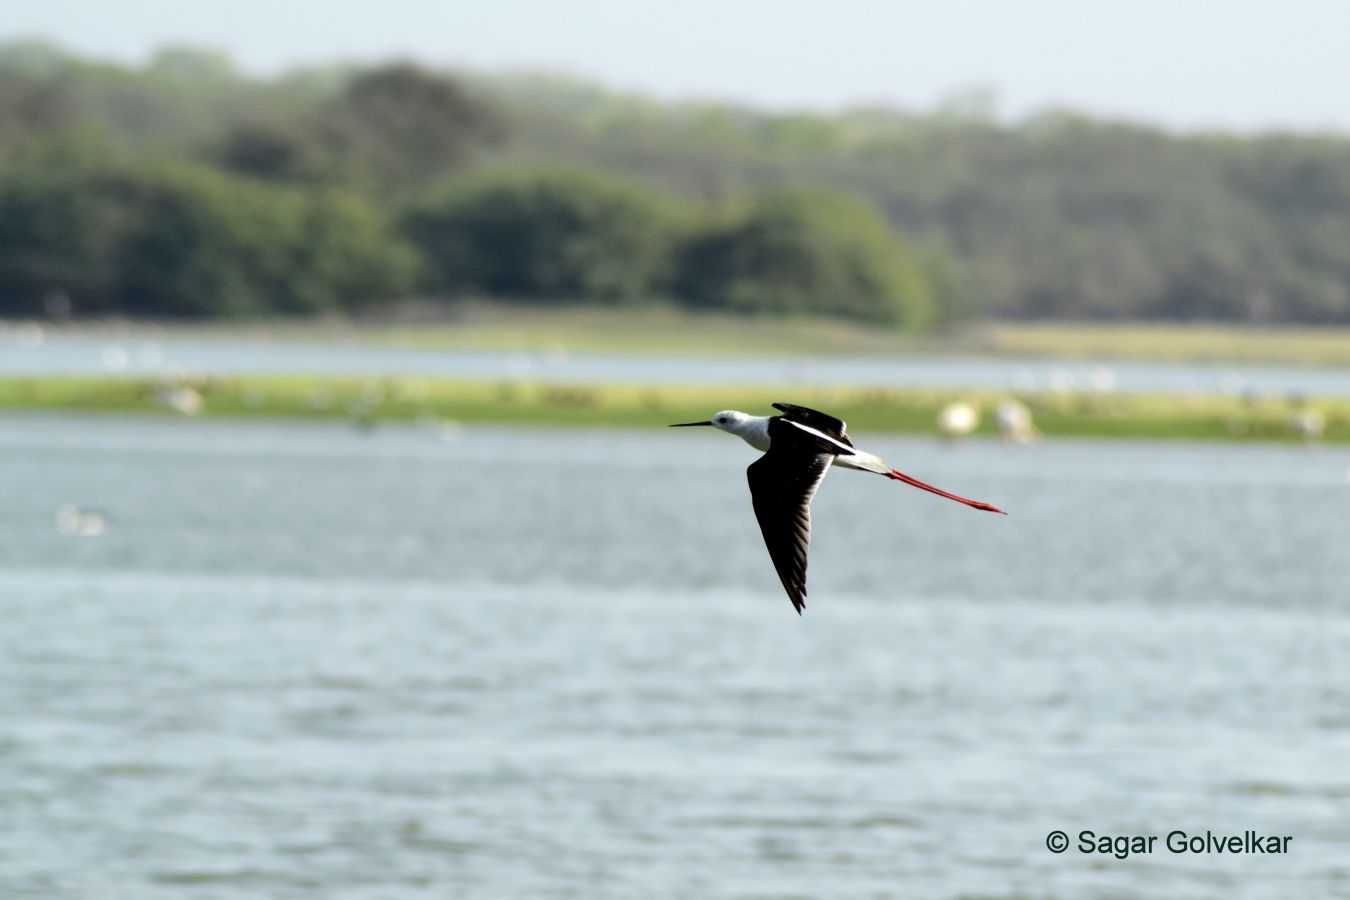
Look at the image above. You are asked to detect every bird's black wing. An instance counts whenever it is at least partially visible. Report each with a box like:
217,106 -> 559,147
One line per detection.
747,448 -> 833,614
771,402 -> 853,447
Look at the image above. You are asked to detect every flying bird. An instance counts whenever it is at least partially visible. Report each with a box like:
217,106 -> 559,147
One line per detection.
672,403 -> 1005,614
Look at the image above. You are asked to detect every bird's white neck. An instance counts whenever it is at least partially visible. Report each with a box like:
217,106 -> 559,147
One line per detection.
729,415 -> 772,452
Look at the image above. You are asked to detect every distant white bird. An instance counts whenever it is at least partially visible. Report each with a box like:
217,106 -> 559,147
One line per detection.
158,385 -> 203,416
996,399 -> 1039,445
1290,408 -> 1325,443
1087,367 -> 1118,393
56,504 -> 107,537
672,403 -> 1005,614
937,401 -> 980,440
431,417 -> 464,443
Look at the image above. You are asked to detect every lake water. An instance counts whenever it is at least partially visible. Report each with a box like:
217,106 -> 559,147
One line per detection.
2,414 -> 1349,898
7,330 -> 1350,397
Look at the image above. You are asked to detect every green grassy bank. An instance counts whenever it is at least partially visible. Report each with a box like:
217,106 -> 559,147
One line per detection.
3,374 -> 1347,443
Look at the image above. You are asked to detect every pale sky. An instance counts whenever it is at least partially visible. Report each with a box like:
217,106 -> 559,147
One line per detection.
6,0 -> 1350,132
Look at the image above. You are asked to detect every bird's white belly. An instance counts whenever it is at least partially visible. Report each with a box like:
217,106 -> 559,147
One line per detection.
834,451 -> 888,474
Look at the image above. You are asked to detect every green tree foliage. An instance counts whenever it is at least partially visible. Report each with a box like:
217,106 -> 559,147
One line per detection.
148,45 -> 237,83
7,42 -> 1350,325
0,70 -> 79,158
0,162 -> 416,317
0,163 -> 132,315
678,190 -> 936,328
495,88 -> 1350,325
213,63 -> 505,190
319,63 -> 503,190
402,169 -> 686,302
215,118 -> 330,183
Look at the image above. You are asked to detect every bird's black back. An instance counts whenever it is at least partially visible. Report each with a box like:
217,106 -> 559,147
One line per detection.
771,402 -> 853,447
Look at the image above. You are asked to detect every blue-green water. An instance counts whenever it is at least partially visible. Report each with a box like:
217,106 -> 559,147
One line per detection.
7,330 -> 1350,396
2,415 -> 1349,898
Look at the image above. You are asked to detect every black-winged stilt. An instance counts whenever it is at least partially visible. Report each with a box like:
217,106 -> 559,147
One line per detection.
672,402 -> 1005,614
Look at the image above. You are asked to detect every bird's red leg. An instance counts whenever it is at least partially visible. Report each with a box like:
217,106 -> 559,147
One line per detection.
885,469 -> 1006,514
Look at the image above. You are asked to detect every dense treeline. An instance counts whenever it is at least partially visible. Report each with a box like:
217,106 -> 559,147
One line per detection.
3,39 -> 1350,326
0,161 -> 418,316
403,169 -> 686,304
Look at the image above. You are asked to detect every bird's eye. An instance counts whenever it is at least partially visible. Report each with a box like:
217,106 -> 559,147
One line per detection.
717,417 -> 727,424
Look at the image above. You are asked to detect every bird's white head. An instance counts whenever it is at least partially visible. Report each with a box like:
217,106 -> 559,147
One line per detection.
670,409 -> 770,451
709,410 -> 752,433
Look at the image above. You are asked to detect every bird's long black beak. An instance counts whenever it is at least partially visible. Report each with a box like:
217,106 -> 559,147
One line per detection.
669,420 -> 714,427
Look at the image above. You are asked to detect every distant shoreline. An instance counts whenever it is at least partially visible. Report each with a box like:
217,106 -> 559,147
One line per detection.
8,310 -> 1350,367
2,374 -> 1345,444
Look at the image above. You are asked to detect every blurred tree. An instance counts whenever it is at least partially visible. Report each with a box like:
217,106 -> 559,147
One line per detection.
7,41 -> 1350,325
116,167 -> 418,315
677,190 -> 936,328
216,118 -> 330,183
1152,249 -> 1269,321
0,161 -> 416,317
293,190 -> 421,313
0,164 -> 133,316
0,69 -> 92,167
149,45 -> 236,83
321,63 -> 504,190
0,39 -> 72,76
402,169 -> 684,302
0,71 -> 76,139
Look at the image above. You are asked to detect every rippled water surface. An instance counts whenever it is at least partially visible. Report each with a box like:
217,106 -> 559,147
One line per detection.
2,415 -> 1349,898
